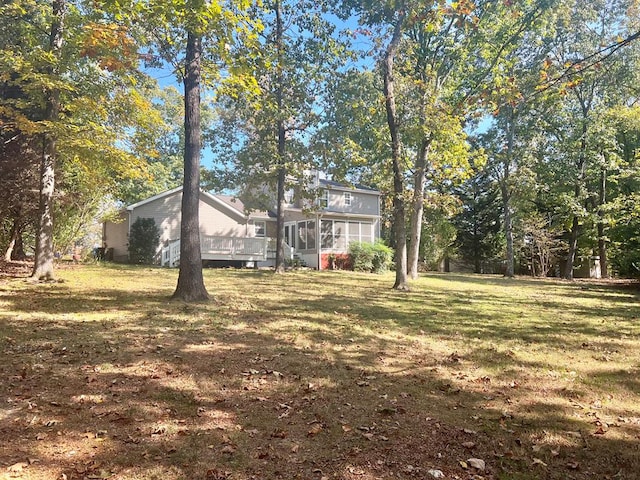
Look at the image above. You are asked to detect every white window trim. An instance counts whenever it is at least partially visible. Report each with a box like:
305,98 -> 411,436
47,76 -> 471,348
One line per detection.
344,192 -> 352,206
254,221 -> 266,237
319,189 -> 329,208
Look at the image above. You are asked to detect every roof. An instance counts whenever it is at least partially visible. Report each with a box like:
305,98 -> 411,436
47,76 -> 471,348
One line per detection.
126,186 -> 182,211
214,194 -> 275,219
319,178 -> 380,194
126,187 -> 275,220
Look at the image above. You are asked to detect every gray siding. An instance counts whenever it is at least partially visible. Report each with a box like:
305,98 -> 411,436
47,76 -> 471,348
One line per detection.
325,189 -> 379,216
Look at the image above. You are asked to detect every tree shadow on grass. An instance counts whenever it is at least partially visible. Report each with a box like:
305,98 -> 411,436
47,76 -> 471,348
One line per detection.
1,269 -> 639,479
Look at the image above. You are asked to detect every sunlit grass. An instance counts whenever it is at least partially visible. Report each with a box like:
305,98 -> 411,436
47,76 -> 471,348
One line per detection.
0,264 -> 638,480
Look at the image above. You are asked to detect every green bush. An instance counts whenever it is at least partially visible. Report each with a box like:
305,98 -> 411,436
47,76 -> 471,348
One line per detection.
128,217 -> 160,264
349,241 -> 394,274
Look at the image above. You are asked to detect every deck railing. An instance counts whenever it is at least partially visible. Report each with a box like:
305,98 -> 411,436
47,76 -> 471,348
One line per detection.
161,235 -> 269,267
266,238 -> 295,260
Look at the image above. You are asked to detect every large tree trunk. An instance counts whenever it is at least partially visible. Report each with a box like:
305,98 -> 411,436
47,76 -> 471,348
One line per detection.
172,31 -> 209,302
31,0 -> 65,282
383,14 -> 409,291
597,166 -> 608,278
274,0 -> 286,274
407,138 -> 430,280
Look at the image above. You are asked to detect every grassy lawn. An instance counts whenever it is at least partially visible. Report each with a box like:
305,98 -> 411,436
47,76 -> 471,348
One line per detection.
0,264 -> 639,480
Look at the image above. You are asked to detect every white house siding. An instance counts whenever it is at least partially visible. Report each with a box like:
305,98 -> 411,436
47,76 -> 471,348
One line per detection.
104,191 -> 262,264
102,211 -> 129,262
132,190 -> 183,250
199,196 -> 249,237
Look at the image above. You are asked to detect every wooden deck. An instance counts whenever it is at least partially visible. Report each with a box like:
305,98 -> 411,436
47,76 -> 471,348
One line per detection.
161,236 -> 269,267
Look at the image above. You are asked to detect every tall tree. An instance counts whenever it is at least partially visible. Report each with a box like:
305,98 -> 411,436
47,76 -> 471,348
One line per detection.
538,0 -> 637,279
341,0 -> 557,286
383,13 -> 410,290
30,0 -> 65,281
173,30 -> 207,300
1,0 -> 158,272
106,0 -> 257,301
209,0 -> 349,273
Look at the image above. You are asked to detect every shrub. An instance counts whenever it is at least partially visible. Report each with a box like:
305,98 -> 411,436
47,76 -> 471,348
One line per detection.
349,241 -> 393,273
128,217 -> 160,264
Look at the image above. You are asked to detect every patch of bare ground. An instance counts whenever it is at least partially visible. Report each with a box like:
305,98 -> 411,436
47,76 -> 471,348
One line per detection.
0,260 -> 32,281
0,265 -> 638,480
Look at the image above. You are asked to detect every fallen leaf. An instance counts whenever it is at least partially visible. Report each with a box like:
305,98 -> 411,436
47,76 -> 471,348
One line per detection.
307,423 -> 323,437
567,460 -> 580,470
467,458 -> 486,471
532,458 -> 548,467
7,462 -> 29,473
221,445 -> 236,454
271,428 -> 287,438
461,441 -> 476,449
205,468 -> 230,479
428,469 -> 445,479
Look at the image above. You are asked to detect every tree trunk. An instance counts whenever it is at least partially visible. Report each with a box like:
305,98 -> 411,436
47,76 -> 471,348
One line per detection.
275,167 -> 286,273
383,14 -> 409,291
564,100 -> 590,280
503,190 -> 514,277
597,166 -> 608,278
14,232 -> 26,260
501,109 -> 515,278
172,31 -> 209,302
31,0 -> 65,282
407,138 -> 430,280
4,214 -> 20,262
274,0 -> 286,274
473,211 -> 481,274
564,216 -> 579,280
563,163 -> 587,280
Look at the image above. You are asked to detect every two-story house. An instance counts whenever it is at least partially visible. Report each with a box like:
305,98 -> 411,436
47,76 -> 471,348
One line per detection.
102,175 -> 381,270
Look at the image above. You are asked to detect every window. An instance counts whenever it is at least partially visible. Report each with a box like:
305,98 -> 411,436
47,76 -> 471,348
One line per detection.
285,224 -> 295,248
285,189 -> 295,204
320,220 -> 373,250
319,189 -> 328,208
344,192 -> 352,206
334,221 -> 346,249
361,222 -> 372,242
348,221 -> 360,245
254,221 -> 265,237
321,220 -> 333,249
297,220 -> 316,250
